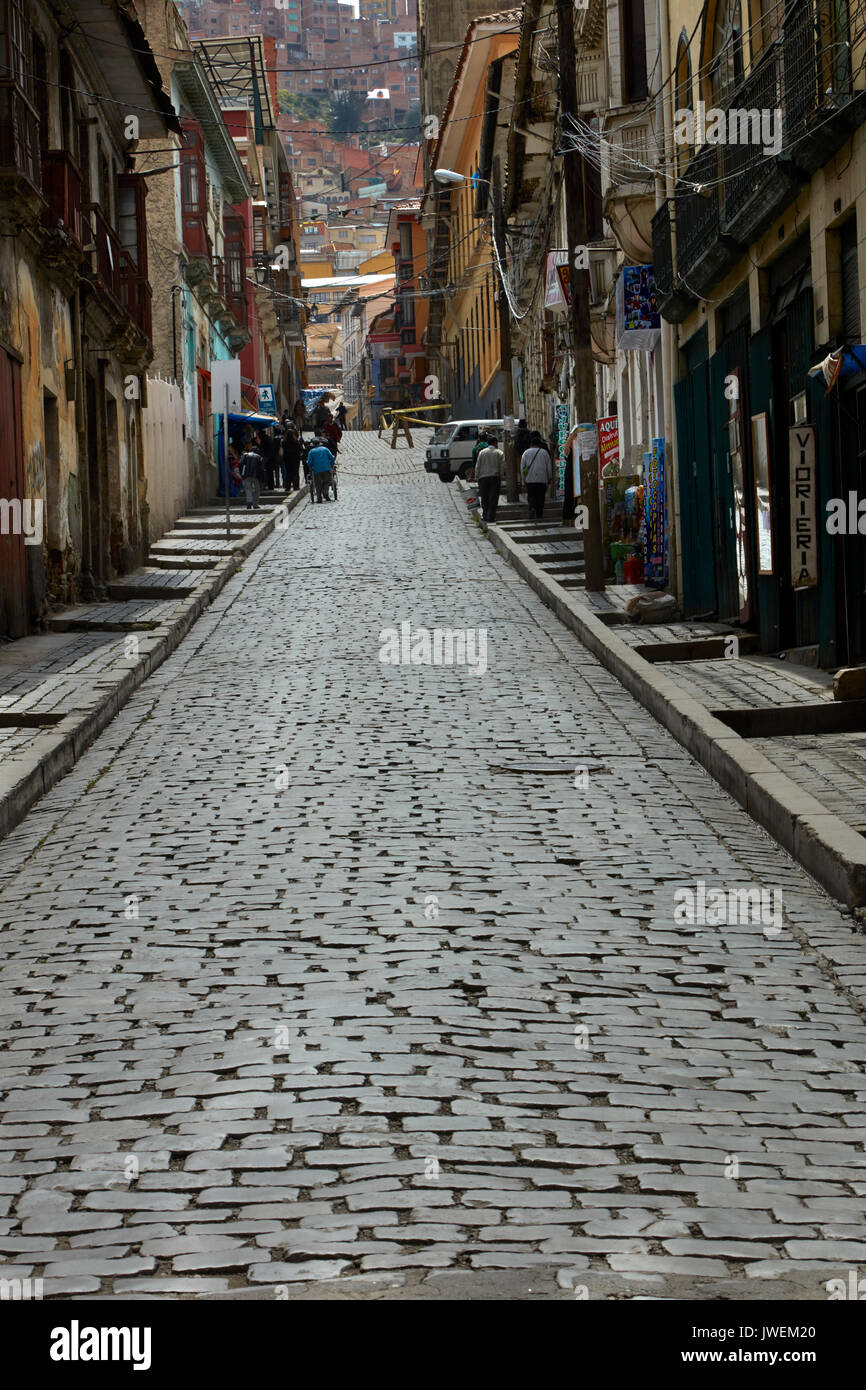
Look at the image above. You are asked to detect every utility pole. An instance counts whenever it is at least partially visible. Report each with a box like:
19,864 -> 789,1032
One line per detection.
491,166 -> 519,502
557,0 -> 605,590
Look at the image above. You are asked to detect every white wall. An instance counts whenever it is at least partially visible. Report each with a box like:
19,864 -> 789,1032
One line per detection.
141,374 -> 191,544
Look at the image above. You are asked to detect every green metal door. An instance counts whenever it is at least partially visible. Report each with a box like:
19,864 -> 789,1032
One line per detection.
674,330 -> 717,616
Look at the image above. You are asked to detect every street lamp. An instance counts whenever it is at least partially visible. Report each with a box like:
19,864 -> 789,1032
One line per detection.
433,168 -> 490,188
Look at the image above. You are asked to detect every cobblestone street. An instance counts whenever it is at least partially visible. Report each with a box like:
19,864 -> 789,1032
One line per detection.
2,434 -> 866,1301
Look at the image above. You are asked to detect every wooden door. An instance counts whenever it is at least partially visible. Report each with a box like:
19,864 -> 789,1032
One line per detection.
0,347 -> 27,637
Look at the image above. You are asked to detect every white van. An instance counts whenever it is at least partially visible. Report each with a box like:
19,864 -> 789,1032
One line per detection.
424,419 -> 505,480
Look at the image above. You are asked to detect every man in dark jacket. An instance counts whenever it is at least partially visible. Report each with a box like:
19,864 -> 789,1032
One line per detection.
282,427 -> 302,492
240,443 -> 265,509
259,430 -> 281,490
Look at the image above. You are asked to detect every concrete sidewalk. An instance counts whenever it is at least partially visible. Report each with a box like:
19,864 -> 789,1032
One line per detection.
462,484 -> 866,909
0,489 -> 306,842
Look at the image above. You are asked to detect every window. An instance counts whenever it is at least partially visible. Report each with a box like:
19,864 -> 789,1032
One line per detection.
31,32 -> 48,150
708,0 -> 743,106
621,0 -> 647,102
1,0 -> 33,96
675,35 -> 692,173
841,216 -> 860,342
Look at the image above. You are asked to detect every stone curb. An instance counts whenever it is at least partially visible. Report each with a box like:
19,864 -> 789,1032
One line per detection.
462,486 -> 866,908
0,490 -> 307,844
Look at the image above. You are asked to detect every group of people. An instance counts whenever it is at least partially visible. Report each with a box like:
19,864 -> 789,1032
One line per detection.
228,397 -> 345,510
470,423 -> 558,525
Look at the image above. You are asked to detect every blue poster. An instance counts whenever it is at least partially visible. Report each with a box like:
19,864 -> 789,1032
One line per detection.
645,436 -> 668,587
554,403 -> 569,501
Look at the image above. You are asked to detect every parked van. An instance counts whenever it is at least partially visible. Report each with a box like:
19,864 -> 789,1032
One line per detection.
424,419 -> 505,480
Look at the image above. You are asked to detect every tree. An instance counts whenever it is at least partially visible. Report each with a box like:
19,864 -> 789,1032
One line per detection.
327,91 -> 367,135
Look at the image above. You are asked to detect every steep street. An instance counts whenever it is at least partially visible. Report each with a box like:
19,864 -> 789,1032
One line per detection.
2,436 -> 865,1300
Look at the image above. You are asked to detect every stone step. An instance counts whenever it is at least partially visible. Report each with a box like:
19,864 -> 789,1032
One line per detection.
151,556 -> 218,570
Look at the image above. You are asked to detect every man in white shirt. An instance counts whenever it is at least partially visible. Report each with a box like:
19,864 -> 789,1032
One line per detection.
473,433 -> 505,522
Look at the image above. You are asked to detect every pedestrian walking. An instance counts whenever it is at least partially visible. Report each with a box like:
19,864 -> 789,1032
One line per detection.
322,417 -> 342,457
240,442 -> 265,509
335,401 -> 347,429
292,398 -> 306,432
521,432 -> 553,520
260,429 -> 281,491
282,426 -> 302,492
473,434 -> 505,523
514,418 -> 531,460
307,435 -> 335,503
471,430 -> 492,476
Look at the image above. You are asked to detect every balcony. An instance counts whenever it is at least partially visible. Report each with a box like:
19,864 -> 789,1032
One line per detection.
0,82 -> 41,212
85,202 -> 122,303
182,216 -> 212,283
278,171 -> 293,242
41,149 -> 84,244
719,47 -> 798,244
783,3 -> 866,176
651,200 -> 695,324
119,250 -> 152,343
674,146 -> 741,299
602,110 -> 657,261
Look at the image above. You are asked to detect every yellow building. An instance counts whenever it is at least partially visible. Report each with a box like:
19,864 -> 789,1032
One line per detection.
424,14 -> 520,418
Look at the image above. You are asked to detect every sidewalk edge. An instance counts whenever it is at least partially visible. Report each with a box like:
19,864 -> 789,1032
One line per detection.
478,507 -> 866,909
0,492 -> 305,844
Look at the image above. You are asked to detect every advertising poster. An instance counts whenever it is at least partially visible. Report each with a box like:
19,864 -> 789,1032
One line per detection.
545,252 -> 569,310
616,265 -> 661,351
645,436 -> 668,587
597,415 -> 620,478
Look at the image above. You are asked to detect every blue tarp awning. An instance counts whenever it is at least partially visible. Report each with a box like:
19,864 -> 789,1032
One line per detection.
809,344 -> 866,391
226,411 -> 279,427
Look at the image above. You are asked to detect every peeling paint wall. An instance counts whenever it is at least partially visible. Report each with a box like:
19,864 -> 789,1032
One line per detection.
141,374 -> 190,541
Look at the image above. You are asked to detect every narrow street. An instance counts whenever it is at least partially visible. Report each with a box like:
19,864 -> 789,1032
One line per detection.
2,434 -> 866,1301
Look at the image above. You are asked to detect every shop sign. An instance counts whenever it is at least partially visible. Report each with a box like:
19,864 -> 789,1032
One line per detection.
597,415 -> 619,478
545,252 -> 569,310
789,425 -> 817,588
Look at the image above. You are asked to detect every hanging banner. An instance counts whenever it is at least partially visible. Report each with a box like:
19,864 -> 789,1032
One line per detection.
645,436 -> 668,587
789,425 -> 817,588
616,264 -> 661,351
545,252 -> 569,310
597,415 -> 620,478
554,402 -> 569,501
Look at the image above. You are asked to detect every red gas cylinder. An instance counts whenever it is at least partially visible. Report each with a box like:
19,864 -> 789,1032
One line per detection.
623,554 -> 644,584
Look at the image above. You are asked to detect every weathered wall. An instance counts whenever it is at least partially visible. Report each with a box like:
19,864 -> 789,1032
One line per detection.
141,374 -> 189,543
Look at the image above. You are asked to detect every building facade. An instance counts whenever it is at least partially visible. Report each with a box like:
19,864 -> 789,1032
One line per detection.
0,0 -> 177,635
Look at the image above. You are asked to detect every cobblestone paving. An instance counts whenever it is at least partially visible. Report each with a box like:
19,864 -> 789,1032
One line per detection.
2,434 -> 866,1300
